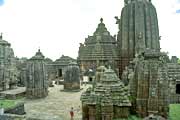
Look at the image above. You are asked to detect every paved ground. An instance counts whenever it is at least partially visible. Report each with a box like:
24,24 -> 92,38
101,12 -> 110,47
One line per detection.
24,84 -> 90,120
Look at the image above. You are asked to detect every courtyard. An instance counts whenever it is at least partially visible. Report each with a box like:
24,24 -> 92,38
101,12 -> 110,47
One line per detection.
24,84 -> 89,120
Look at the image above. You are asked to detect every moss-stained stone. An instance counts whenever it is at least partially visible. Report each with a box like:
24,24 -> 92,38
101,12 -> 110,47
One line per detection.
81,68 -> 131,120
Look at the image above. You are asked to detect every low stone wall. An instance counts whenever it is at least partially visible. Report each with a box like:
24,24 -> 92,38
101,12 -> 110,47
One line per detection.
0,114 -> 26,120
170,94 -> 180,104
5,102 -> 26,115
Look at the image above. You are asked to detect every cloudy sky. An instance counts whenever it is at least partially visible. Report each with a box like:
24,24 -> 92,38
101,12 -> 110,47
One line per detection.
0,0 -> 180,60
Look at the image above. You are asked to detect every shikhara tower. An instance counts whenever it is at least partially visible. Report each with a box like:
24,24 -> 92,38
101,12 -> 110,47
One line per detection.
117,0 -> 160,76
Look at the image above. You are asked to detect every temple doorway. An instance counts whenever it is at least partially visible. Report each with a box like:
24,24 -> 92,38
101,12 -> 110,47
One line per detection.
58,69 -> 62,77
176,84 -> 180,94
89,77 -> 93,82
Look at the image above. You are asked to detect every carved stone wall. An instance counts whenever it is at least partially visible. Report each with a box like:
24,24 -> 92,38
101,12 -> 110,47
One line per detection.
64,62 -> 80,90
127,51 -> 169,118
117,0 -> 160,76
26,49 -> 48,99
0,34 -> 18,91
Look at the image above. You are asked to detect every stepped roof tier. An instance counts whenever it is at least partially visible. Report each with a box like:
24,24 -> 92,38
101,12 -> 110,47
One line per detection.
78,18 -> 118,61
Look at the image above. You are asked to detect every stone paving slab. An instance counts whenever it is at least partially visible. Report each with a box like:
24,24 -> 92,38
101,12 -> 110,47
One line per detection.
24,85 -> 90,120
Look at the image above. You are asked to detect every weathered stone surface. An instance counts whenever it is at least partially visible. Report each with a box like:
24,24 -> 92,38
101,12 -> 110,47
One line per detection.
167,62 -> 180,103
81,68 -> 131,119
78,18 -> 119,76
64,62 -> 80,90
0,34 -> 18,91
117,0 -> 160,76
123,50 -> 169,118
46,55 -> 76,80
5,102 -> 25,115
26,49 -> 48,99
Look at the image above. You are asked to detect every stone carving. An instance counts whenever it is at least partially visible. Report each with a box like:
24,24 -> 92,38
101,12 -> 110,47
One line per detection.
124,50 -> 169,118
77,18 -> 119,76
64,62 -> 80,90
0,34 -> 18,91
46,55 -> 76,81
117,0 -> 160,76
81,68 -> 131,120
26,49 -> 48,99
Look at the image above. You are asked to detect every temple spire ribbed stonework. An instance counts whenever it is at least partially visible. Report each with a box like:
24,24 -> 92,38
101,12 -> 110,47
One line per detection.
117,0 -> 160,75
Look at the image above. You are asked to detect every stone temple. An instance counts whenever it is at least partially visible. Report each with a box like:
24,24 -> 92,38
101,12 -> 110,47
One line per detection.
0,33 -> 18,91
26,49 -> 48,99
117,0 -> 160,76
46,55 -> 76,80
78,18 -> 119,78
81,0 -> 176,119
81,68 -> 131,120
63,62 -> 80,90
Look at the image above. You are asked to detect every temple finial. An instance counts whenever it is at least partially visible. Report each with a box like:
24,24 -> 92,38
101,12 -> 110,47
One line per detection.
38,47 -> 40,52
0,32 -> 3,39
100,18 -> 103,23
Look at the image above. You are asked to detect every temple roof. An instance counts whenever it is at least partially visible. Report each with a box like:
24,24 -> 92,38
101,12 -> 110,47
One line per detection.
0,33 -> 11,46
53,55 -> 76,66
81,68 -> 131,106
78,18 -> 118,61
30,49 -> 45,60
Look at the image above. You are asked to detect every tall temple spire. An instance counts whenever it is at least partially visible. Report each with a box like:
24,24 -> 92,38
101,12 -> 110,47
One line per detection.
118,0 -> 160,75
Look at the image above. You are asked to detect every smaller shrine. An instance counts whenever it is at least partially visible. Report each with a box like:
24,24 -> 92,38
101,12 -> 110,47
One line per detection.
63,62 -> 80,91
46,55 -> 76,80
81,68 -> 131,120
26,49 -> 48,99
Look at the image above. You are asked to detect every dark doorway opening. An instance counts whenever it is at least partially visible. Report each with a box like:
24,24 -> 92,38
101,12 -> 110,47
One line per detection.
176,84 -> 180,94
89,77 -> 93,82
58,69 -> 62,77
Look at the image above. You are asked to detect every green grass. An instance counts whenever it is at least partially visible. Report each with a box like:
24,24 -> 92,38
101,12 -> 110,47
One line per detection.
0,99 -> 16,109
169,104 -> 180,120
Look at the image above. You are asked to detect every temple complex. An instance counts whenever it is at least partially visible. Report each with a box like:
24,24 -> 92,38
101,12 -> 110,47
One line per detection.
78,18 -> 119,76
1,0 -> 180,119
117,0 -> 160,76
26,49 -> 48,99
0,33 -> 18,91
81,68 -> 131,120
63,62 -> 80,90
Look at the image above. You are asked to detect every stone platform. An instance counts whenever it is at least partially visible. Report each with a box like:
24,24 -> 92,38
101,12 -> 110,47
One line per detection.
0,87 -> 26,99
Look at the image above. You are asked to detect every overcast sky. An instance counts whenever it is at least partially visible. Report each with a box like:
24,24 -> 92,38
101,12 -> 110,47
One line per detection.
0,0 -> 180,60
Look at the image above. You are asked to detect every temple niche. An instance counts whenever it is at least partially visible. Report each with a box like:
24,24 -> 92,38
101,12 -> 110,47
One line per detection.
81,68 -> 131,120
117,0 -> 160,76
78,18 -> 119,81
0,34 -> 18,91
63,62 -> 80,91
26,49 -> 48,99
